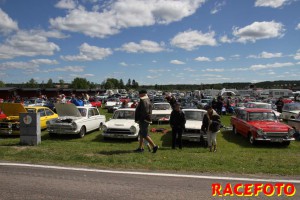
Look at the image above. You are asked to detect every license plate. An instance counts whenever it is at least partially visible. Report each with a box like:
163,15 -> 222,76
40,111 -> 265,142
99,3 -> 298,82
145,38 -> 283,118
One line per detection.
271,138 -> 283,142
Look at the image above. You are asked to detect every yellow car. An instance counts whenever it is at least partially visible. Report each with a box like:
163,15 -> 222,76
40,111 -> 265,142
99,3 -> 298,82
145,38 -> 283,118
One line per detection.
0,103 -> 58,135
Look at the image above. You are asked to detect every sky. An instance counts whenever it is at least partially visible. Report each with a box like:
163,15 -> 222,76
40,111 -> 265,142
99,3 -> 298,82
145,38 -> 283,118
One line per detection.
0,0 -> 300,85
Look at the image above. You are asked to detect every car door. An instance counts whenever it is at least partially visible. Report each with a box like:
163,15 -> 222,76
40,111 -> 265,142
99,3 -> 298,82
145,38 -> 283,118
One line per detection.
236,110 -> 248,137
45,108 -> 57,127
86,108 -> 96,131
37,108 -> 47,129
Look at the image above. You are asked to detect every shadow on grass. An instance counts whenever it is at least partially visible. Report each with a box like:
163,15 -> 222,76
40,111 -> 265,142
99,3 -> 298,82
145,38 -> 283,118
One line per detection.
98,150 -> 134,155
221,130 -> 292,148
160,130 -> 207,149
92,133 -> 138,144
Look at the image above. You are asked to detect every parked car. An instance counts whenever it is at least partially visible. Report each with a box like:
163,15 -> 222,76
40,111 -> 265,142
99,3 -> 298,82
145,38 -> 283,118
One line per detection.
89,99 -> 102,108
182,109 -> 207,145
105,98 -> 122,113
47,103 -> 106,138
244,102 -> 281,118
197,99 -> 211,109
286,113 -> 300,140
0,103 -> 58,135
24,98 -> 47,107
280,102 -> 300,120
102,108 -> 139,139
231,108 -> 295,146
151,102 -> 172,123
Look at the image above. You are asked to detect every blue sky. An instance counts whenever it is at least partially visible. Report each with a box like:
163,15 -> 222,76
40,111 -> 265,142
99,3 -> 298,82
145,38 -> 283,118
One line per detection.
0,0 -> 299,85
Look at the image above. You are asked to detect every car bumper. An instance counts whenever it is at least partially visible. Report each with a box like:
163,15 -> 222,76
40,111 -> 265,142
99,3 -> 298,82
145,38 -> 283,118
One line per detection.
47,127 -> 79,135
103,132 -> 138,139
255,138 -> 295,142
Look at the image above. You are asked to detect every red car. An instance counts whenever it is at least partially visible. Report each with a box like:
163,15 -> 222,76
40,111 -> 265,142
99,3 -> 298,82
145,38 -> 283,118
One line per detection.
90,100 -> 102,108
231,108 -> 295,146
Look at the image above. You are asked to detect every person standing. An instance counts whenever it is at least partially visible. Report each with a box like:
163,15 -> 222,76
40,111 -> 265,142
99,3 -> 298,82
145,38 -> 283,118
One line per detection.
275,97 -> 284,113
170,102 -> 186,149
201,105 -> 221,152
134,89 -> 159,153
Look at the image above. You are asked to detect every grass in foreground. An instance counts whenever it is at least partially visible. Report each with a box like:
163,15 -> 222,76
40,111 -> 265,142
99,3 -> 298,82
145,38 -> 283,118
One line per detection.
0,109 -> 299,176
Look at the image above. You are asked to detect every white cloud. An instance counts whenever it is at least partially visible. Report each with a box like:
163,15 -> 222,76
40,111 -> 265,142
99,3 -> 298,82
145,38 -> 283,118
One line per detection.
170,60 -> 185,65
55,0 -> 77,10
184,67 -> 196,72
31,59 -> 59,65
254,0 -> 291,8
0,8 -> 18,35
117,40 -> 166,53
296,23 -> 300,30
147,75 -> 160,79
233,21 -> 285,43
0,30 -> 60,59
49,66 -> 85,72
215,57 -> 225,62
210,1 -> 226,14
249,62 -> 294,70
148,69 -> 170,73
119,62 -> 128,66
50,0 -> 206,38
194,56 -> 211,62
171,30 -> 217,51
0,59 -> 59,73
248,51 -> 283,59
202,68 -> 224,72
61,43 -> 112,61
294,49 -> 300,60
219,35 -> 233,43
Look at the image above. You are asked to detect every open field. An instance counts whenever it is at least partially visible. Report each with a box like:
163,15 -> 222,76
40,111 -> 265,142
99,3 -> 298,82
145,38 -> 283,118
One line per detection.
0,108 -> 300,176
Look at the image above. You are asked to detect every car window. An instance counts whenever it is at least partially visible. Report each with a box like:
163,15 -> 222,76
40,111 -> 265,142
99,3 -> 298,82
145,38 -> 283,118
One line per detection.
88,109 -> 94,117
78,108 -> 87,117
113,110 -> 135,119
38,109 -> 46,117
25,108 -> 36,113
45,109 -> 54,116
249,112 -> 276,121
184,111 -> 204,121
238,111 -> 247,120
93,108 -> 100,115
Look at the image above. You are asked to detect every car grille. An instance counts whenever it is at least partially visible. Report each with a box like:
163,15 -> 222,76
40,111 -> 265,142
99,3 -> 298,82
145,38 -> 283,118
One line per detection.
184,129 -> 201,134
266,132 -> 288,138
48,124 -> 75,130
106,129 -> 132,134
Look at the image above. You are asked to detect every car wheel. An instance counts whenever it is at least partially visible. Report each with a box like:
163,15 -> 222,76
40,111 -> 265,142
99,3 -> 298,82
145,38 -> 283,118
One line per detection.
232,126 -> 238,135
78,126 -> 86,138
248,134 -> 256,145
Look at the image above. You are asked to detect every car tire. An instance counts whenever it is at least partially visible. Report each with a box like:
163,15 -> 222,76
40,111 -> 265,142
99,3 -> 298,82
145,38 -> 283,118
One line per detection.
78,126 -> 86,138
248,134 -> 256,145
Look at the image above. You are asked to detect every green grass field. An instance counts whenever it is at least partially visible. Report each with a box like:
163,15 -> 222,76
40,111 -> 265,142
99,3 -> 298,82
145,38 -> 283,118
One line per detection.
0,108 -> 299,176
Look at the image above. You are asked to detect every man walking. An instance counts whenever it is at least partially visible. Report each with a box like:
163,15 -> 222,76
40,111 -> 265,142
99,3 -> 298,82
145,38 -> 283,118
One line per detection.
134,89 -> 159,153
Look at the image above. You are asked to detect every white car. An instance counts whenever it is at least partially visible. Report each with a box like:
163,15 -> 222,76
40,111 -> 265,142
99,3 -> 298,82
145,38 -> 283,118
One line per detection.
244,102 -> 281,118
47,103 -> 106,138
102,108 -> 139,139
182,109 -> 207,144
151,102 -> 172,123
281,102 -> 300,120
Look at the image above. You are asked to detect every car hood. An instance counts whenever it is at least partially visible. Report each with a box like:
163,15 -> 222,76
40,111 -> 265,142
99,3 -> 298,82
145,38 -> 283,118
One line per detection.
105,119 -> 136,128
152,110 -> 172,115
54,103 -> 82,117
185,120 -> 202,129
0,103 -> 27,116
248,121 -> 290,132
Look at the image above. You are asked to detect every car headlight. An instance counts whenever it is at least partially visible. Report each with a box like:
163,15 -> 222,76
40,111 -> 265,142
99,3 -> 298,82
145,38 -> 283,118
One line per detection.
130,126 -> 136,134
102,125 -> 107,132
257,129 -> 264,136
288,129 -> 295,136
71,122 -> 77,129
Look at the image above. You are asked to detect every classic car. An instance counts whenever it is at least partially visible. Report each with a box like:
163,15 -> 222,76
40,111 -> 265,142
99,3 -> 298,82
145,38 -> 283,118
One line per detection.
0,108 -> 6,120
0,103 -> 58,135
89,99 -> 102,108
104,98 -> 122,113
182,109 -> 207,145
286,113 -> 300,140
231,108 -> 295,146
47,103 -> 106,138
24,98 -> 47,107
280,102 -> 300,120
102,108 -> 139,139
151,102 -> 172,123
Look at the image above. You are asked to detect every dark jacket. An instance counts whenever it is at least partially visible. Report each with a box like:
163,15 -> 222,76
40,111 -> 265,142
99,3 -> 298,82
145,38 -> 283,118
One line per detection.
170,110 -> 186,129
201,110 -> 221,133
135,95 -> 152,123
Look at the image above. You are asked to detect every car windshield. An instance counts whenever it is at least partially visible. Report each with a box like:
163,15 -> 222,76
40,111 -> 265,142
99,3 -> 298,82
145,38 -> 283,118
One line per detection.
153,104 -> 171,110
184,111 -> 204,121
248,112 -> 276,121
113,110 -> 135,119
78,108 -> 87,117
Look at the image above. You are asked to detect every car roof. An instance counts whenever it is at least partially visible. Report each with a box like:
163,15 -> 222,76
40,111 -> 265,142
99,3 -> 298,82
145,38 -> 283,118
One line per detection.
243,108 -> 273,112
182,109 -> 207,112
